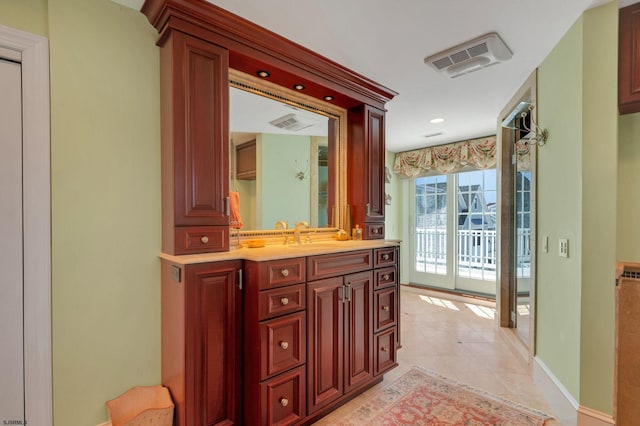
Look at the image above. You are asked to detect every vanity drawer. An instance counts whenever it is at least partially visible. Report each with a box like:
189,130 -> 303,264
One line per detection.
174,226 -> 228,254
374,328 -> 397,376
260,311 -> 306,380
374,287 -> 397,333
259,284 -> 306,320
374,247 -> 396,268
260,365 -> 306,426
307,250 -> 372,281
374,266 -> 396,290
365,223 -> 384,239
258,258 -> 306,289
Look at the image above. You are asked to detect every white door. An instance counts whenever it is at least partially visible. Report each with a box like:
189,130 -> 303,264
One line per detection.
0,56 -> 26,424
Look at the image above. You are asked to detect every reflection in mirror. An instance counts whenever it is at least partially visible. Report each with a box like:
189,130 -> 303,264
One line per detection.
229,72 -> 346,233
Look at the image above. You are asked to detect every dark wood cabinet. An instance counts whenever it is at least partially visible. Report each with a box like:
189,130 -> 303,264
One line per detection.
619,3 -> 640,115
343,271 -> 374,393
348,105 -> 386,239
244,258 -> 308,426
306,271 -> 373,413
307,251 -> 377,417
159,30 -> 230,254
235,139 -> 256,180
307,277 -> 344,414
161,259 -> 242,426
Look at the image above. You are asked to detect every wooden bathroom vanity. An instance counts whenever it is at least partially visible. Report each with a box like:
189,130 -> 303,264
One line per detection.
160,241 -> 399,425
141,0 -> 399,423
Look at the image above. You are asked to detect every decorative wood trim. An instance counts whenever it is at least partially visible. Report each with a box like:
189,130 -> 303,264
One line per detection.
141,0 -> 397,109
0,24 -> 52,426
577,406 -> 615,426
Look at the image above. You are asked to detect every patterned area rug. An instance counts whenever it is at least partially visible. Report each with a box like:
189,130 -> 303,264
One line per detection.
332,367 -> 553,425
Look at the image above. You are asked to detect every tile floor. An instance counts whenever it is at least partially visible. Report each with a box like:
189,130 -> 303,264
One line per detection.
314,285 -> 575,425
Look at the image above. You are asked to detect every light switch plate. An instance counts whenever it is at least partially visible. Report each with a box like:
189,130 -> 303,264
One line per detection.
543,235 -> 548,253
559,238 -> 569,258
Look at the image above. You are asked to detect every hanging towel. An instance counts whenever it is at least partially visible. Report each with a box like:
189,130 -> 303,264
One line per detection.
229,191 -> 243,229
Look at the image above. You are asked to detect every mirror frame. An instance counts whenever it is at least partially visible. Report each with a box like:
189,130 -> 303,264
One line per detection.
229,69 -> 347,235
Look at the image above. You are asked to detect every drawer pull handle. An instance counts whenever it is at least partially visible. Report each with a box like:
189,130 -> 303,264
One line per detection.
280,341 -> 289,350
372,227 -> 379,234
382,274 -> 390,281
382,306 -> 390,311
280,297 -> 289,306
200,236 -> 209,244
382,253 -> 390,260
280,397 -> 289,407
281,269 -> 290,277
381,347 -> 389,352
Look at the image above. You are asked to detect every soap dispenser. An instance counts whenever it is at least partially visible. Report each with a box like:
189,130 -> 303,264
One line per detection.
352,224 -> 362,240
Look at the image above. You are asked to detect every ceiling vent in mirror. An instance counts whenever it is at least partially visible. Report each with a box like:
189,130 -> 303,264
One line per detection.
269,113 -> 316,131
424,32 -> 512,78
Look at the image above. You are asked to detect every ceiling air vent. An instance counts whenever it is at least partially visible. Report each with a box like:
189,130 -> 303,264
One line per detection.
269,113 -> 316,131
424,32 -> 512,78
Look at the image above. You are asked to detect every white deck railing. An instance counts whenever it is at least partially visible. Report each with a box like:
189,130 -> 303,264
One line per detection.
415,228 -> 531,279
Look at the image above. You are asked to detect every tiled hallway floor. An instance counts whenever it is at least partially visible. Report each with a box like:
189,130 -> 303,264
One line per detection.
314,285 -> 575,425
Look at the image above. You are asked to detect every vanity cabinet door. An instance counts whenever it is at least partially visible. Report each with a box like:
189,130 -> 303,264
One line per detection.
186,261 -> 242,426
344,271 -> 373,394
348,105 -> 386,237
160,30 -> 230,254
161,260 -> 242,426
307,277 -> 344,414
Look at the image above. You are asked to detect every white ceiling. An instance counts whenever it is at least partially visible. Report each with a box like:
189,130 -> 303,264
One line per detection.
115,0 -> 630,152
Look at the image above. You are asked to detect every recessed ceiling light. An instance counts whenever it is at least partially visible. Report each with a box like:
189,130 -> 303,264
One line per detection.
430,118 -> 445,124
257,70 -> 270,78
293,84 -> 305,90
323,95 -> 334,101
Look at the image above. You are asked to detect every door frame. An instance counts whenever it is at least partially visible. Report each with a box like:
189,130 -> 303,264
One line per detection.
0,24 -> 52,425
497,70 -> 538,358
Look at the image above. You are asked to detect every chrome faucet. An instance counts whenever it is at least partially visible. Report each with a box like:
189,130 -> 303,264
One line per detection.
293,221 -> 310,244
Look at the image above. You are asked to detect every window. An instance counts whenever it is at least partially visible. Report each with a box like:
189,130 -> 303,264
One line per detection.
414,175 -> 448,275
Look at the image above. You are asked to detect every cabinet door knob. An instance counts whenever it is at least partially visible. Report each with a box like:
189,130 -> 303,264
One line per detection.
280,297 -> 289,306
381,347 -> 389,352
280,341 -> 289,350
280,397 -> 289,407
382,253 -> 390,260
200,236 -> 209,244
382,274 -> 390,281
281,269 -> 290,277
372,228 -> 379,234
382,305 -> 390,311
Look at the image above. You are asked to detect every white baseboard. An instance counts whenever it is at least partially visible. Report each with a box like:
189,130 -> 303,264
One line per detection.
533,356 -> 578,425
533,357 -> 615,426
577,406 -> 614,426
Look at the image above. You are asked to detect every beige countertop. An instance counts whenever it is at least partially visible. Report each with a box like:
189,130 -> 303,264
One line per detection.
160,239 -> 400,265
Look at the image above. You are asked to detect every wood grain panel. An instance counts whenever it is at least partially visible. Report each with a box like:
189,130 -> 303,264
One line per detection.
344,271 -> 373,393
260,311 -> 306,380
307,277 -> 344,414
307,250 -> 372,281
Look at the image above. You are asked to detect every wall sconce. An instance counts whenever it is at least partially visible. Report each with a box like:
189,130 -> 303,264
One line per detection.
295,160 -> 309,180
520,105 -> 549,147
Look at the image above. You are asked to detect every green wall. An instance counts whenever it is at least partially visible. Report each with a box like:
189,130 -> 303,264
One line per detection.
537,2 -> 617,413
0,1 -> 161,424
0,0 -> 48,36
618,113 -> 640,261
259,133 -> 311,228
579,2 -> 617,413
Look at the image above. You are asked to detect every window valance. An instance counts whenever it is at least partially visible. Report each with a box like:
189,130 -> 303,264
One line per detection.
392,135 -> 531,178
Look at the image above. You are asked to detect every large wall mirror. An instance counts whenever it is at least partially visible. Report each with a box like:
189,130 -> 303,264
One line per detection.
229,70 -> 347,233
